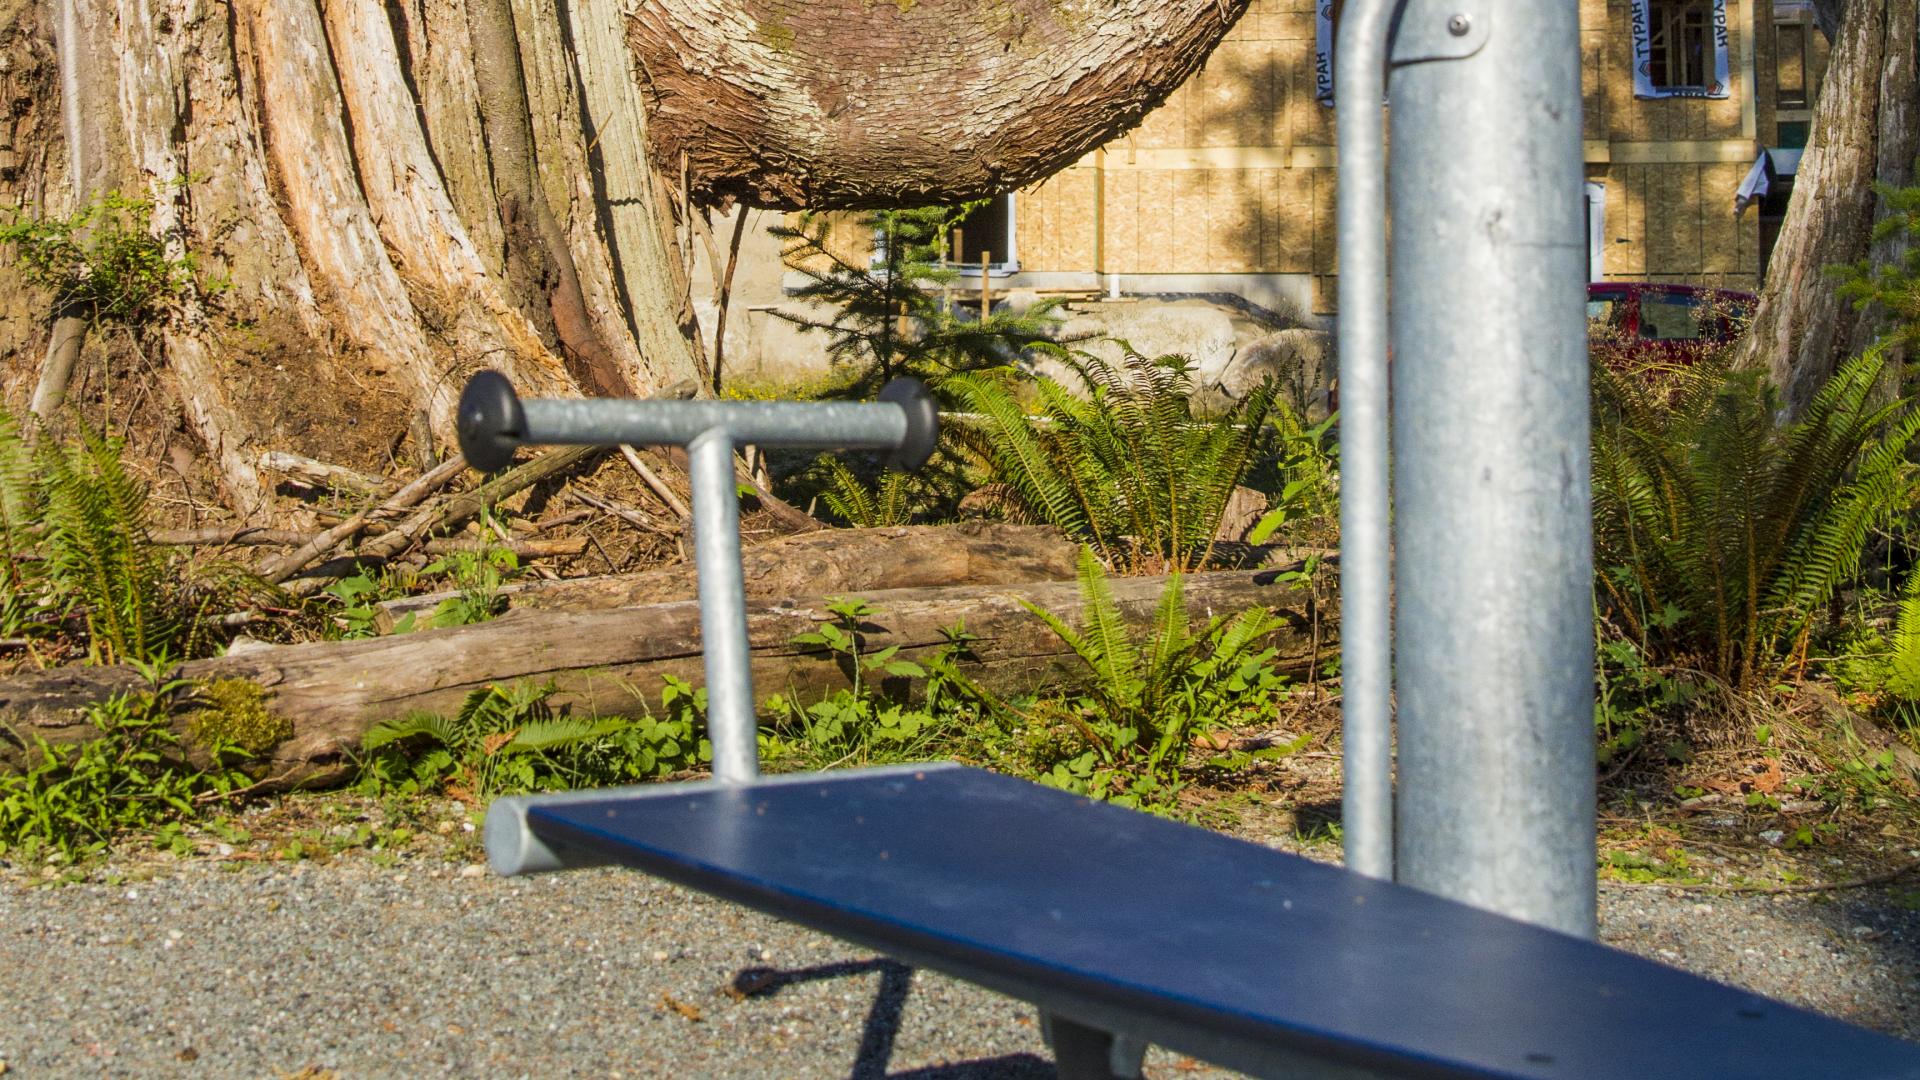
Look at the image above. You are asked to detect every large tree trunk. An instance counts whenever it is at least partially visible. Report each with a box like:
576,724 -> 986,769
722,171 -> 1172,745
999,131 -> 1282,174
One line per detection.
630,0 -> 1248,209
0,0 -> 703,515
1733,0 -> 1918,417
0,568 -> 1332,787
0,0 -> 1247,518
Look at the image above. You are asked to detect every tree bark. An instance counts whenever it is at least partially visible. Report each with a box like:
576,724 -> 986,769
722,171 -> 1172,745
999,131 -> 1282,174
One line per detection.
629,0 -> 1249,209
1733,0 -> 1918,418
0,568 -> 1332,787
374,521 -> 1083,627
0,0 -> 702,513
1,1 -> 1252,515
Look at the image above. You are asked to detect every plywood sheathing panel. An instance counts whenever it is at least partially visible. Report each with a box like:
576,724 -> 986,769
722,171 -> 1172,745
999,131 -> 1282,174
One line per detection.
1056,169 -> 1099,272
1138,170 -> 1176,271
1212,170 -> 1261,273
1312,164 -> 1338,278
1645,163 -> 1706,276
1262,166 -> 1314,273
1700,161 -> 1754,276
1105,169 -> 1140,274
1174,170 -> 1211,273
1603,164 -> 1646,278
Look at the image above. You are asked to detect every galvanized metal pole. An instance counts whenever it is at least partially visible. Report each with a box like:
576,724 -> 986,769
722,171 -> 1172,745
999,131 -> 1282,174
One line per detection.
1333,0 -> 1402,883
1387,0 -> 1596,936
687,428 -> 759,784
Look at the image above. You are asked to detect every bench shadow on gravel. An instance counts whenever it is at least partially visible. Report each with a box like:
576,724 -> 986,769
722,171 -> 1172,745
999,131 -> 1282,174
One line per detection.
728,960 -> 1057,1078
1788,882 -> 1920,1039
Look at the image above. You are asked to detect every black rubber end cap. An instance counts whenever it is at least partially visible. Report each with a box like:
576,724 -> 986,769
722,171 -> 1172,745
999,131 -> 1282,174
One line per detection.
456,370 -> 526,473
879,377 -> 939,472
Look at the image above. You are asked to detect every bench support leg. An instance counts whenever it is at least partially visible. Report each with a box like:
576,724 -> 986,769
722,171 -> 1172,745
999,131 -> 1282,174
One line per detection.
1040,1012 -> 1146,1080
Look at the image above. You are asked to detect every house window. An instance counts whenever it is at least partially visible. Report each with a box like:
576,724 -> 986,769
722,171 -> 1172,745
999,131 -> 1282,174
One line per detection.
1776,20 -> 1809,109
1648,0 -> 1712,88
868,194 -> 1017,275
951,193 -> 1017,274
1630,0 -> 1731,99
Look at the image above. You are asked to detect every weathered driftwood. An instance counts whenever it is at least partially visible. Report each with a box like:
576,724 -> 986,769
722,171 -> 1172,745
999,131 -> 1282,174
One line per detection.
0,568 -> 1333,788
374,522 -> 1082,629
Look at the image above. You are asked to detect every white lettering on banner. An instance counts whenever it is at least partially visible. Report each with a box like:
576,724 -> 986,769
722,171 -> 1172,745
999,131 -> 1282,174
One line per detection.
1630,0 -> 1733,100
1315,0 -> 1335,105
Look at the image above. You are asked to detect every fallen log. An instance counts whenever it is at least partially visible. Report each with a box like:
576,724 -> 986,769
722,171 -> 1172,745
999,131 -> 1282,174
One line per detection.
373,521 -> 1081,628
0,568 -> 1333,788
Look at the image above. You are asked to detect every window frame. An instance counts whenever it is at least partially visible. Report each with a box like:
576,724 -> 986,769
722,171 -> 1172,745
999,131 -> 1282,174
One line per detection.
1630,0 -> 1732,100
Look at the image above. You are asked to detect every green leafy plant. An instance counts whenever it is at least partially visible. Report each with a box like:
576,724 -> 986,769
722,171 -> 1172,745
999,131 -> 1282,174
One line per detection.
763,598 -> 959,768
0,405 -> 266,662
0,408 -> 56,645
0,189 -> 199,327
1593,623 -> 1702,771
810,454 -> 922,528
320,538 -> 519,639
358,679 -> 710,800
997,548 -> 1296,812
414,544 -> 518,629
945,351 -> 1291,571
34,416 -> 182,662
1834,173 -> 1920,351
1591,345 -> 1920,686
770,205 -> 1070,393
0,678 -> 247,861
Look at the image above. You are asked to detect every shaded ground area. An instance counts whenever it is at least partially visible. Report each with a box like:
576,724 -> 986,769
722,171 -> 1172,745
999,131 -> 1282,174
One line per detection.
1,834 -> 1916,1078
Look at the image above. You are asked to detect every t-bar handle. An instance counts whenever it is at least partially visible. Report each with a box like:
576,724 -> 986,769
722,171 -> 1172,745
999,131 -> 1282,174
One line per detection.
455,370 -> 939,791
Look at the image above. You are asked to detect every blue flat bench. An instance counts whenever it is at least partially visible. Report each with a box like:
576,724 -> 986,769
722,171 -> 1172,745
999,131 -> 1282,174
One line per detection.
489,762 -> 1920,1079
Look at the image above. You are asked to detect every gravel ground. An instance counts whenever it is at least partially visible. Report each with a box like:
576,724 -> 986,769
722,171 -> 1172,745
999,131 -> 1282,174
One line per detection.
1,850 -> 1917,1078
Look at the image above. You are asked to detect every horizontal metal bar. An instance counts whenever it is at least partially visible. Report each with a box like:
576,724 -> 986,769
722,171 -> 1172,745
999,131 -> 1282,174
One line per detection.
519,397 -> 910,451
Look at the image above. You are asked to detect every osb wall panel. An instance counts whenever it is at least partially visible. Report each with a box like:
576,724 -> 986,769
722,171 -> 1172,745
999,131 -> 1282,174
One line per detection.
1211,171 -> 1263,273
1603,164 -> 1646,277
1259,167 -> 1314,274
780,210 -> 875,274
1598,162 -> 1759,284
1601,0 -> 1752,144
1016,170 -> 1099,272
1700,163 -> 1749,275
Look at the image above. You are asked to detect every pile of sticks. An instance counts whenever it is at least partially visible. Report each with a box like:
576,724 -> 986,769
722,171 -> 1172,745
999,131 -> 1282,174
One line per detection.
155,444 -> 748,593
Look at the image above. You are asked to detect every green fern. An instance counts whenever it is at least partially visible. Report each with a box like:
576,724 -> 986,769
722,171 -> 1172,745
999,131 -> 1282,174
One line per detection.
0,409 -> 53,640
1882,571 -> 1920,703
1592,344 -> 1920,685
33,416 -> 183,663
813,454 -> 918,528
358,680 -> 709,799
945,350 -> 1295,571
1014,548 -> 1295,812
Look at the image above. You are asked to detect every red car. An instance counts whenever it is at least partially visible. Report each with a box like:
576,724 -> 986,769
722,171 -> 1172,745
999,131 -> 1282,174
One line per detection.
1588,282 -> 1755,369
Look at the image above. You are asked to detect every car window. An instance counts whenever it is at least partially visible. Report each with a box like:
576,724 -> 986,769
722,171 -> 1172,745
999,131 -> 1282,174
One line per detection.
1639,294 -> 1708,340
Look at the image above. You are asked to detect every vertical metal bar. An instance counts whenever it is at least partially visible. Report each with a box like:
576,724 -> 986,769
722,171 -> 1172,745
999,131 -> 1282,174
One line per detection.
1334,0 -> 1401,882
1388,0 -> 1595,936
687,427 -> 759,784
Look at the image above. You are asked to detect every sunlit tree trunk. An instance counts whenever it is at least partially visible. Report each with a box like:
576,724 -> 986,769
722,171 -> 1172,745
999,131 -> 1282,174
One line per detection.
0,0 -> 1246,515
1733,0 -> 1918,417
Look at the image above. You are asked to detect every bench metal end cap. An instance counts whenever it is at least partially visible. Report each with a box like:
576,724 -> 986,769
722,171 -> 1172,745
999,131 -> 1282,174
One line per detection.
457,370 -> 526,473
879,377 -> 939,472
